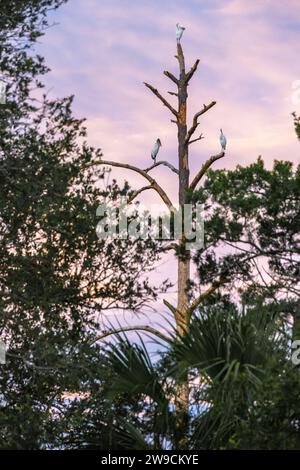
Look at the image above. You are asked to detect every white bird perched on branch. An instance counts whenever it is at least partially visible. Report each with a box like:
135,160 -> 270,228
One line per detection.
219,129 -> 227,150
0,80 -> 6,104
176,23 -> 185,43
151,138 -> 162,163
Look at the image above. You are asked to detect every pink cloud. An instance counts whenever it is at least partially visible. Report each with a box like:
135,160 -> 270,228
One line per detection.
37,0 -> 300,318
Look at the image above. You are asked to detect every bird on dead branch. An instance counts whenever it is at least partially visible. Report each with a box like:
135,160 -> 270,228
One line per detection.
151,138 -> 162,163
220,129 -> 227,150
176,23 -> 185,43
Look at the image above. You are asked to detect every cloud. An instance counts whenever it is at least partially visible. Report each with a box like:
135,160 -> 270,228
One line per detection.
38,4 -> 299,214
30,1 -> 300,320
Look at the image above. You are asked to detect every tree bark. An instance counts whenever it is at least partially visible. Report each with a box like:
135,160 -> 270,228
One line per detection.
174,42 -> 190,449
176,42 -> 190,332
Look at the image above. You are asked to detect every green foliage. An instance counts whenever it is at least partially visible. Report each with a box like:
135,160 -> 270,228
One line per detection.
292,112 -> 300,141
192,157 -> 300,340
70,302 -> 298,450
172,306 -> 278,384
228,362 -> 300,449
172,306 -> 285,449
0,0 -> 164,449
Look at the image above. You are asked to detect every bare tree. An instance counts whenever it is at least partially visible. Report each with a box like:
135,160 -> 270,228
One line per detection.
90,40 -> 225,333
90,38 -> 226,447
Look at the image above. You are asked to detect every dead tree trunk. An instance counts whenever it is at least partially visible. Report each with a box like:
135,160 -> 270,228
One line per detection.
174,45 -> 191,448
94,38 -> 225,449
176,43 -> 190,337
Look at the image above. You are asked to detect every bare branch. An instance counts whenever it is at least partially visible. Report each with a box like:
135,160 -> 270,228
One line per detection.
168,91 -> 178,97
144,82 -> 178,117
188,133 -> 204,145
186,277 -> 228,320
144,160 -> 179,175
185,59 -> 200,82
90,325 -> 171,344
189,151 -> 225,191
164,70 -> 179,85
186,101 -> 217,144
84,160 -> 175,210
128,185 -> 153,203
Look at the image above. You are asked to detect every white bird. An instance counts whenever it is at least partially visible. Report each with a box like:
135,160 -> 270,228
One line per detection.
219,129 -> 227,150
176,23 -> 185,43
0,80 -> 6,104
151,138 -> 162,163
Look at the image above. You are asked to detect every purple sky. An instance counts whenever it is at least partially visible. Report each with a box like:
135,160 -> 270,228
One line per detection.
40,0 -> 300,181
36,0 -> 300,327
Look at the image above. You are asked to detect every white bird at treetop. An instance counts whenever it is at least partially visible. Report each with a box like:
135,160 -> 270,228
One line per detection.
151,138 -> 162,163
176,23 -> 185,43
219,129 -> 227,150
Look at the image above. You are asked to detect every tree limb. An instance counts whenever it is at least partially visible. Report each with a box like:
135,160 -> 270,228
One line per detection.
144,82 -> 178,117
164,70 -> 179,85
90,326 -> 171,344
84,159 -> 175,211
168,91 -> 178,97
189,151 -> 225,191
185,59 -> 200,83
186,101 -> 217,144
144,160 -> 179,175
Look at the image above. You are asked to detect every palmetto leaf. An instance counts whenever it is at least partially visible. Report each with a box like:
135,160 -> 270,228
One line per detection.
171,306 -> 280,385
104,334 -> 174,448
169,306 -> 284,448
113,420 -> 153,450
105,334 -> 168,409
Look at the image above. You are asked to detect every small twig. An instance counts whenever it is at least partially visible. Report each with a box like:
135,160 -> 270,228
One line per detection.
144,160 -> 179,175
188,133 -> 204,145
186,101 -> 217,144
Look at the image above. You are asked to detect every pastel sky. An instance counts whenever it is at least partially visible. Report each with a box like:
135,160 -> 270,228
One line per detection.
36,0 -> 300,327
